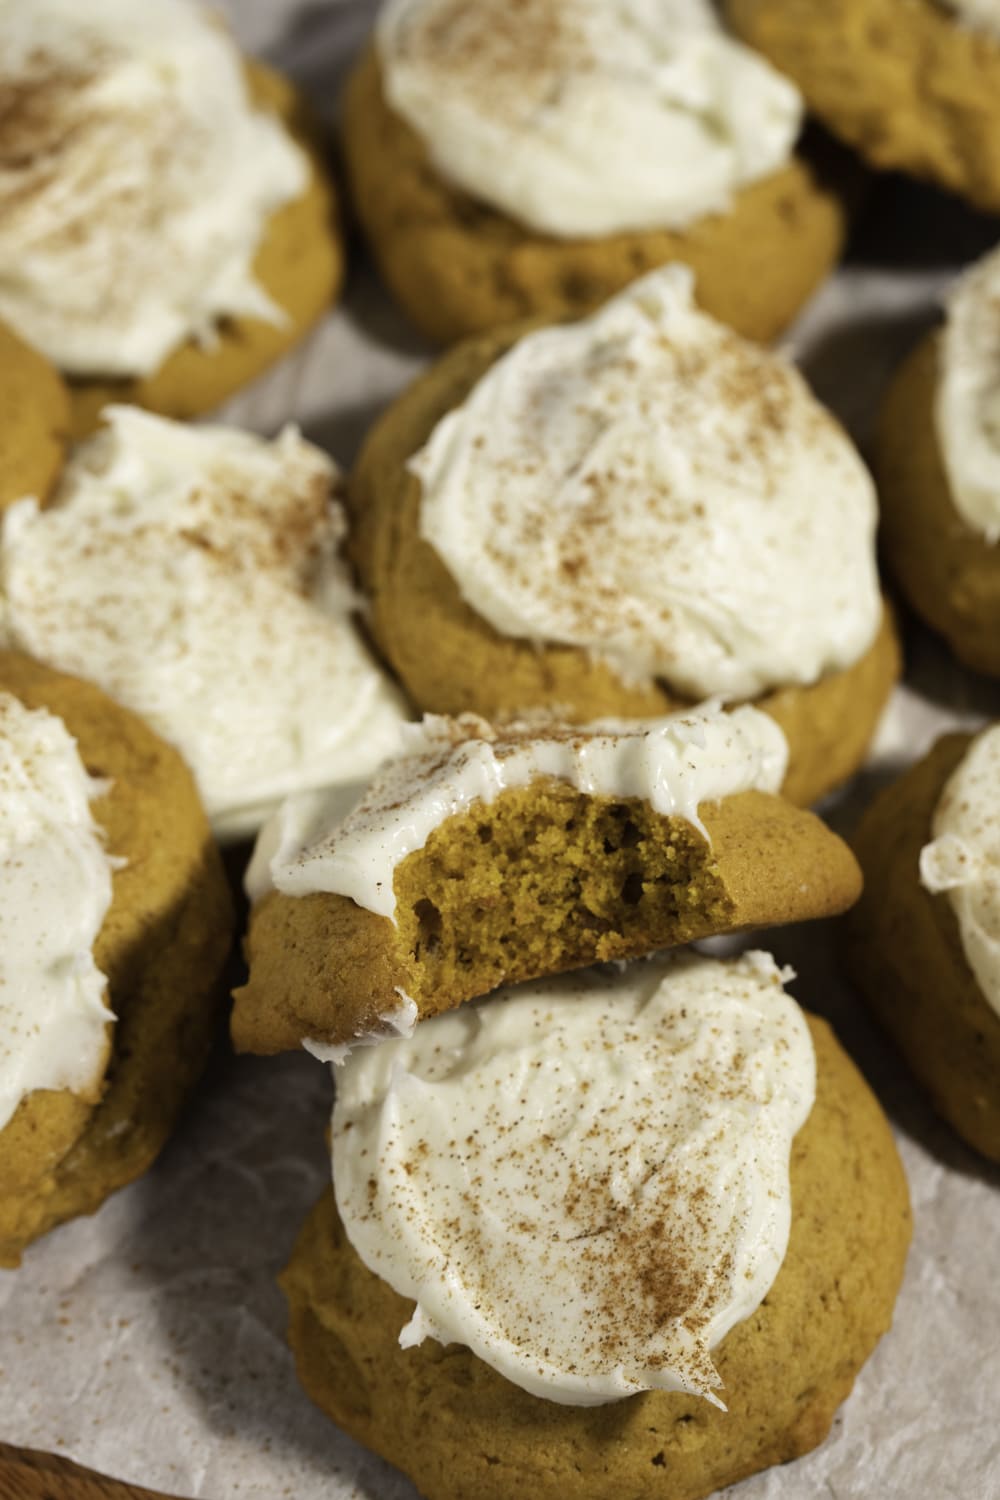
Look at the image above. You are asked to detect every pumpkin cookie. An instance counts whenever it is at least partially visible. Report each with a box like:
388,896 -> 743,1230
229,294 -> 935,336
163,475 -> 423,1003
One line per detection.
282,954 -> 911,1500
0,407 -> 408,840
726,0 -> 1000,212
0,0 -> 342,439
847,727 -> 1000,1161
0,652 -> 233,1266
0,323 -> 70,514
349,268 -> 899,809
341,1 -> 852,345
232,707 -> 862,1056
877,245 -> 1000,677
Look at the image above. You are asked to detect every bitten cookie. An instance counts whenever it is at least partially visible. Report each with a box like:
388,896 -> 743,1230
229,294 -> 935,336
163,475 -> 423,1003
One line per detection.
0,0 -> 342,438
877,245 -> 1000,677
0,652 -> 233,1266
232,707 -> 862,1055
342,6 -> 853,345
282,961 -> 911,1500
726,0 -> 1000,212
0,322 -> 70,513
349,268 -> 899,809
847,729 -> 1000,1161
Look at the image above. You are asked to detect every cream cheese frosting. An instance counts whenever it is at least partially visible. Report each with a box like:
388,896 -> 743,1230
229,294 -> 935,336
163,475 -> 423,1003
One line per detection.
332,949 -> 816,1406
248,702 -> 788,916
936,244 -> 1000,542
0,693 -> 115,1135
0,408 -> 408,839
921,725 -> 1000,1019
940,0 -> 1000,36
376,0 -> 803,237
415,267 -> 882,702
0,0 -> 308,378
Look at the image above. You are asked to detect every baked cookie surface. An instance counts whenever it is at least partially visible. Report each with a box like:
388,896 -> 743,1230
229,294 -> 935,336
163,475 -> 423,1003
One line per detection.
877,331 -> 1000,677
66,63 -> 342,438
726,0 -> 1000,211
847,732 -> 1000,1161
349,318 -> 899,809
342,46 -> 851,347
0,322 -> 70,513
0,653 -> 234,1265
282,1011 -> 911,1500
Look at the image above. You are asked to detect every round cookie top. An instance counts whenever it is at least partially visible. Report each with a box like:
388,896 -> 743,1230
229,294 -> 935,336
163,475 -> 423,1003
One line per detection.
921,722 -> 1000,1020
0,0 -> 308,379
0,408 -> 408,838
936,242 -> 1000,541
332,948 -> 815,1406
0,689 -> 115,1134
413,266 -> 881,701
377,0 -> 802,238
0,321 -> 70,514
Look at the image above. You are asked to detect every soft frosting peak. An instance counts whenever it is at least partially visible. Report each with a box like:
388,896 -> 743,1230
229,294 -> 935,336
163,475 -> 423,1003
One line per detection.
333,950 -> 816,1406
0,409 -> 408,837
415,267 -> 881,701
377,0 -> 802,236
941,0 -> 1000,35
936,244 -> 1000,541
248,702 -> 789,915
0,693 -> 115,1134
0,0 -> 307,377
921,725 -> 1000,1019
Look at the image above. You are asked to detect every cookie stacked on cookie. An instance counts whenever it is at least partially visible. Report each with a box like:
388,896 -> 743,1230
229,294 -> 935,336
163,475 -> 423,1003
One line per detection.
235,704 -> 911,1500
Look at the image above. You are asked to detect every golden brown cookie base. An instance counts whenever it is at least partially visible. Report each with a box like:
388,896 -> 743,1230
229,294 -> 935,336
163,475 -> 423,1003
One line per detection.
349,326 -> 900,809
846,732 -> 1000,1161
0,322 -> 70,512
66,63 -> 343,439
877,331 -> 1000,678
342,48 -> 852,346
232,785 -> 861,1055
281,1014 -> 911,1500
727,0 -> 1000,211
0,653 -> 234,1265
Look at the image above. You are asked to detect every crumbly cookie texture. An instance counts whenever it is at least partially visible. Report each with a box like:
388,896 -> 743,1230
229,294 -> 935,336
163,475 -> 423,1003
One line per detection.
341,46 -> 852,346
280,1012 -> 911,1500
726,0 -> 1000,211
877,332 -> 1000,678
66,63 -> 341,439
0,322 -> 70,512
846,733 -> 1000,1162
0,652 -> 234,1266
232,784 -> 861,1055
348,324 -> 900,810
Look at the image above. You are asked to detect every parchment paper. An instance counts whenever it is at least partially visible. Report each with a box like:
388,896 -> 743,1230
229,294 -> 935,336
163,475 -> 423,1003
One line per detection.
1,4 -> 1000,1496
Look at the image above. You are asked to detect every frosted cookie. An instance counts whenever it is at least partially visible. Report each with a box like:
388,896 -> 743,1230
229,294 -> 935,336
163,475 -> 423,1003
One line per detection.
0,408 -> 409,839
0,323 -> 70,514
349,268 -> 900,809
877,245 -> 1000,678
0,652 -> 232,1266
847,727 -> 1000,1161
282,952 -> 911,1500
726,0 -> 1000,212
0,0 -> 342,438
342,0 -> 853,345
232,706 -> 862,1055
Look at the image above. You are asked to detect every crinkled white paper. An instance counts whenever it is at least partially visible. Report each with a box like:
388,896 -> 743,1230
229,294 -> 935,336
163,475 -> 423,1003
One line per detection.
1,3 -> 999,1497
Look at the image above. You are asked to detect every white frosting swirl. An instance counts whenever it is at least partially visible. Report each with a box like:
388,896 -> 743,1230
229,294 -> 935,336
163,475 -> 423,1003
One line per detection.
936,243 -> 1000,542
0,692 -> 115,1134
415,267 -> 881,701
377,0 -> 802,237
333,949 -> 816,1406
940,0 -> 1000,36
248,702 -> 788,915
0,0 -> 308,378
921,725 -> 1000,1019
0,408 -> 408,839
